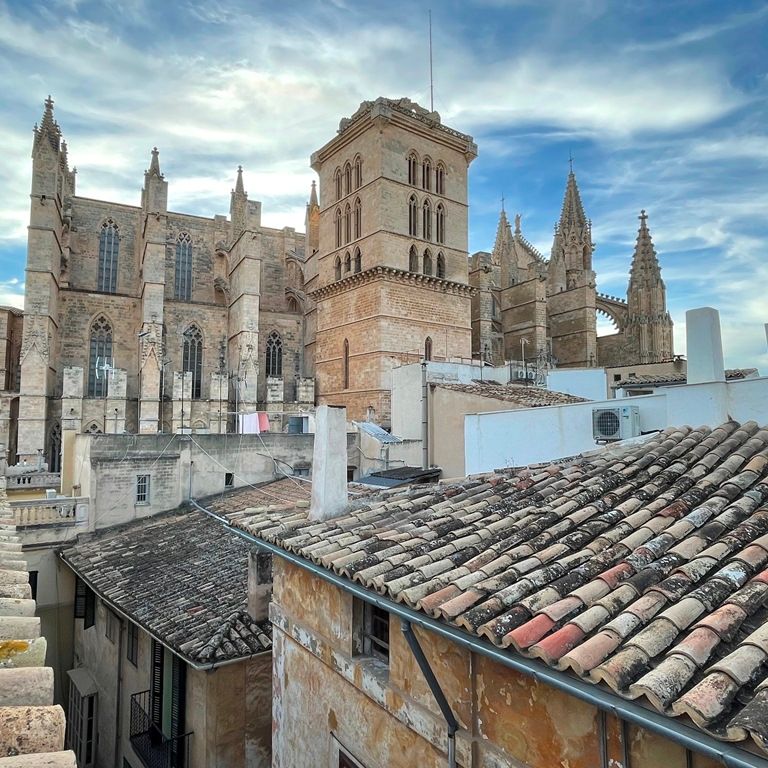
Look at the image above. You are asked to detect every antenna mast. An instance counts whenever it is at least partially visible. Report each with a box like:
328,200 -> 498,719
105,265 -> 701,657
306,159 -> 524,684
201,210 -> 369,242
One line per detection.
429,9 -> 434,112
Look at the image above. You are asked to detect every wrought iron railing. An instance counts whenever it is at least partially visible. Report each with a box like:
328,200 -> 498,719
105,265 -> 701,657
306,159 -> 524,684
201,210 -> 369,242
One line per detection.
129,690 -> 191,768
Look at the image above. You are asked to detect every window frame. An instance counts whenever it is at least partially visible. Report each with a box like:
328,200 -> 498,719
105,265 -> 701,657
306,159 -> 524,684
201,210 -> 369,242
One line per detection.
66,676 -> 97,767
265,331 -> 283,378
174,233 -> 193,301
363,603 -> 390,664
136,474 -> 150,505
105,608 -> 119,643
87,315 -> 113,398
97,219 -> 119,294
127,621 -> 139,667
182,325 -> 203,399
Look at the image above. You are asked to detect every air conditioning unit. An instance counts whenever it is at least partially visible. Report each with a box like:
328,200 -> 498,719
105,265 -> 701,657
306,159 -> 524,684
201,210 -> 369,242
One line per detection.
592,406 -> 641,441
515,370 -> 536,380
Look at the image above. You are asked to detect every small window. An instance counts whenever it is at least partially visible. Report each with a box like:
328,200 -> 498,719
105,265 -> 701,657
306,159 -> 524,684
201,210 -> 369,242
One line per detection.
126,622 -> 139,666
29,570 -> 38,601
343,339 -> 350,390
363,603 -> 389,663
613,374 -> 622,382
136,474 -> 150,504
424,337 -> 433,361
74,577 -> 96,629
105,609 -> 119,643
225,472 -> 234,488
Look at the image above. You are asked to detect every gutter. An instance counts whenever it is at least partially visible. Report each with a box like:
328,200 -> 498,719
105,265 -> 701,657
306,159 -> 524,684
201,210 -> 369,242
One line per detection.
195,501 -> 766,768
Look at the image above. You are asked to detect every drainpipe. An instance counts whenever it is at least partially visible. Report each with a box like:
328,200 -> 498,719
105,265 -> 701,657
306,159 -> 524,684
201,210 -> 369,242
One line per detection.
402,620 -> 458,768
421,361 -> 428,469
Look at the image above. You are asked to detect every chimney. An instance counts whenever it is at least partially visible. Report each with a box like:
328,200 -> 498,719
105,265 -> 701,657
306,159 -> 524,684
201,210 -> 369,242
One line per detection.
686,307 -> 725,385
309,405 -> 348,521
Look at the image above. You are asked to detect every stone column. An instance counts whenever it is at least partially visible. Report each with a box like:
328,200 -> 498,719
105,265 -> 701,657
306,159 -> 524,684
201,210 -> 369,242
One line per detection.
266,376 -> 284,430
208,372 -> 228,434
105,369 -> 127,434
172,372 -> 192,433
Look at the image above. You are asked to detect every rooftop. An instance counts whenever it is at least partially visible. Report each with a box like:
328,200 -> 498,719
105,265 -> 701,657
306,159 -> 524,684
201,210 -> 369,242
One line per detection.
221,420 -> 768,757
435,382 -> 589,407
61,506 -> 272,666
616,368 -> 759,389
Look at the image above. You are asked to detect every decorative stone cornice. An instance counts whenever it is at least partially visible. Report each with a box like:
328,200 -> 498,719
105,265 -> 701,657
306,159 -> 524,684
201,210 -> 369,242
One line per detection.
308,265 -> 476,301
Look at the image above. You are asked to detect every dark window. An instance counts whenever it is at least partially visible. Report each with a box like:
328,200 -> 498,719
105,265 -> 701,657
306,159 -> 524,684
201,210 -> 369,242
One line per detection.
174,234 -> 193,301
335,208 -> 342,247
127,622 -> 139,666
422,199 -> 432,240
354,157 -> 362,189
344,251 -> 351,274
409,245 -> 419,272
334,169 -> 342,201
353,248 -> 361,274
422,158 -> 432,190
106,609 -> 119,643
343,163 -> 352,196
436,203 -> 445,244
182,325 -> 203,399
353,198 -> 361,239
343,339 -> 350,390
423,249 -> 433,276
408,195 -> 418,236
334,256 -> 342,281
407,153 -> 418,186
29,570 -> 38,601
436,164 -> 445,195
97,220 -> 119,293
87,315 -> 113,398
424,337 -> 433,361
364,604 -> 389,663
136,474 -> 150,504
613,374 -> 622,382
436,252 -> 446,279
47,422 -> 61,473
344,203 -> 351,244
74,577 -> 95,628
265,331 -> 283,377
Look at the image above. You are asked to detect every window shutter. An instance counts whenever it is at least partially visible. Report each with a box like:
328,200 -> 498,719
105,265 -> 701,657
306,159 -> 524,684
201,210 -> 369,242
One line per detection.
150,639 -> 164,729
170,654 -> 187,767
74,577 -> 86,618
84,587 -> 95,629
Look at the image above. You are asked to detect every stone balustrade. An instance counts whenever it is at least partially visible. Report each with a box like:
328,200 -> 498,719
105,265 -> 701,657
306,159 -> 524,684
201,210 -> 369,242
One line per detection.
4,472 -> 61,491
9,497 -> 88,528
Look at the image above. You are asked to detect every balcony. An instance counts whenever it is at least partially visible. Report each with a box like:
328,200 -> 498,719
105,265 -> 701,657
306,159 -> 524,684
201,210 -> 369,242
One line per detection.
5,471 -> 61,490
9,497 -> 89,527
129,691 -> 191,768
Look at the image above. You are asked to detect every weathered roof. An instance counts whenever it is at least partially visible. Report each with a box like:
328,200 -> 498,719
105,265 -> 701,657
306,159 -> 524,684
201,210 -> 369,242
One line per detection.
356,421 -> 403,444
224,420 -> 768,756
61,507 -> 271,666
435,382 -> 589,407
616,369 -> 758,389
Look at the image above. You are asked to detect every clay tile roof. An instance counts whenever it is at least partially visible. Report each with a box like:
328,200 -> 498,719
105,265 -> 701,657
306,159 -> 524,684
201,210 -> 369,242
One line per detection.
221,420 -> 768,757
61,507 -> 271,666
616,369 -> 758,388
435,382 -> 589,407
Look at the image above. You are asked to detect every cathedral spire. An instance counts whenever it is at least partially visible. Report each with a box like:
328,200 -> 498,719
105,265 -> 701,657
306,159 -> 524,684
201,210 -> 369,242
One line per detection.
235,165 -> 245,195
33,95 -> 61,154
558,169 -> 588,233
309,180 -> 319,208
147,147 -> 163,179
629,209 -> 661,280
491,207 -> 513,266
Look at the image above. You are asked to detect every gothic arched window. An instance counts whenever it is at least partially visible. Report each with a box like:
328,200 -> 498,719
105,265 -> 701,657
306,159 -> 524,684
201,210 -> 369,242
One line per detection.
423,249 -> 433,276
353,198 -> 362,239
436,163 -> 446,195
436,252 -> 446,279
408,195 -> 418,237
335,255 -> 342,281
97,220 -> 119,293
334,208 -> 342,248
48,423 -> 61,473
407,152 -> 418,186
88,315 -> 113,397
354,248 -> 362,273
265,331 -> 283,378
422,199 -> 432,241
422,157 -> 432,191
409,245 -> 419,272
354,156 -> 363,189
344,162 -> 352,196
436,203 -> 445,244
424,337 -> 433,361
175,233 -> 193,301
343,339 -> 350,390
182,325 -> 203,399
334,168 -> 342,201
344,203 -> 351,244
344,251 -> 352,274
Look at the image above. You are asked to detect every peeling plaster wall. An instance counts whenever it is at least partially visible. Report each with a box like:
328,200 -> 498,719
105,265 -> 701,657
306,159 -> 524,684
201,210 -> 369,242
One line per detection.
269,558 -> 725,768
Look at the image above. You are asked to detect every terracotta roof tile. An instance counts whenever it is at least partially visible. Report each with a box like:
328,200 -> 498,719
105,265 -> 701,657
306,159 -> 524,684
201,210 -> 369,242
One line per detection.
434,382 -> 589,407
218,419 -> 768,757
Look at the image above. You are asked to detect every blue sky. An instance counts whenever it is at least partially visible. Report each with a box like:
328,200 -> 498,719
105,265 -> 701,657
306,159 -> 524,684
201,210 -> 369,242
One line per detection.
0,0 -> 766,368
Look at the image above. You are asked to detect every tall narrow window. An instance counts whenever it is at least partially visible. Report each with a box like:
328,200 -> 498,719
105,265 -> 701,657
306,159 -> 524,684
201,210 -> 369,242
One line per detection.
424,337 -> 433,361
353,198 -> 361,239
48,422 -> 61,473
174,233 -> 192,301
126,622 -> 139,666
88,315 -> 113,398
422,158 -> 432,191
97,220 -> 119,293
266,330 -> 283,377
182,325 -> 203,399
422,199 -> 432,240
335,208 -> 342,247
344,251 -> 352,274
409,245 -> 419,272
334,168 -> 342,201
407,152 -> 418,185
344,203 -> 351,244
408,195 -> 418,236
436,163 -> 445,195
335,256 -> 342,281
436,203 -> 445,244
343,339 -> 350,390
344,162 -> 352,196
136,474 -> 150,504
354,248 -> 361,273
437,252 -> 446,279
423,249 -> 433,275
354,156 -> 362,189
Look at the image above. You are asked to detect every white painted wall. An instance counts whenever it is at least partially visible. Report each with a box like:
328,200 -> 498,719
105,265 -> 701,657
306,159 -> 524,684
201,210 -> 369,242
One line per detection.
546,368 -> 608,400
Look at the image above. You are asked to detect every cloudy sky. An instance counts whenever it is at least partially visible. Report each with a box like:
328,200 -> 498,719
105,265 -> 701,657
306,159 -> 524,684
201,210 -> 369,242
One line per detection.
0,0 -> 766,368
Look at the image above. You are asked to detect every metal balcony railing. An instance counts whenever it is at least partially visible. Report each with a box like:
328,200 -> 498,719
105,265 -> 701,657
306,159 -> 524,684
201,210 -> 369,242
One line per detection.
129,691 -> 191,768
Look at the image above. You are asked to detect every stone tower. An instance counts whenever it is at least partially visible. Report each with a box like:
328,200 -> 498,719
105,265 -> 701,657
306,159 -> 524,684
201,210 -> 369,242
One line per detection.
17,98 -> 74,462
625,210 -> 674,363
546,169 -> 597,367
309,97 -> 477,424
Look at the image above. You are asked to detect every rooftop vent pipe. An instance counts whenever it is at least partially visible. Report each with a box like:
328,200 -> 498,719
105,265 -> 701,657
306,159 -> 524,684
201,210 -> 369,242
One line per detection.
309,405 -> 348,521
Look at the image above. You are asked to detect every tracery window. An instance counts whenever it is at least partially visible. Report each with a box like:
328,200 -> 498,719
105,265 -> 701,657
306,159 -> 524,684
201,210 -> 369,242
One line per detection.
354,156 -> 362,189
265,331 -> 283,378
436,163 -> 445,195
408,195 -> 418,237
423,249 -> 433,276
422,199 -> 432,241
334,169 -> 342,201
409,245 -> 419,272
97,220 -> 119,293
344,163 -> 352,196
87,315 -> 113,398
174,233 -> 192,301
182,325 -> 203,399
436,252 -> 446,279
335,256 -> 342,281
407,152 -> 418,186
335,208 -> 342,248
48,423 -> 61,473
344,203 -> 351,244
353,198 -> 361,239
354,248 -> 361,273
422,158 -> 432,191
436,203 -> 445,244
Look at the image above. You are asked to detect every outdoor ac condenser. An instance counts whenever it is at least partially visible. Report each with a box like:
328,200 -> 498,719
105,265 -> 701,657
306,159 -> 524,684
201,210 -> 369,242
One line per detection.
592,406 -> 641,441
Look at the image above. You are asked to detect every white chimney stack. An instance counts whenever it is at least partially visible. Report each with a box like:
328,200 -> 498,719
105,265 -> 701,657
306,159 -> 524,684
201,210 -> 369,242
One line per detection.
686,307 -> 725,385
309,405 -> 349,521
